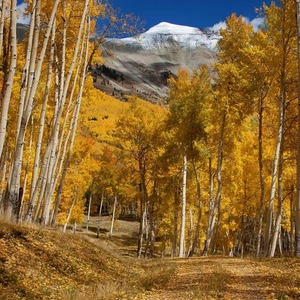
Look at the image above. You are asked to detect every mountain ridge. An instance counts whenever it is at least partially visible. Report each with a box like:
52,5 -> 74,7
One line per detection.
95,22 -> 219,102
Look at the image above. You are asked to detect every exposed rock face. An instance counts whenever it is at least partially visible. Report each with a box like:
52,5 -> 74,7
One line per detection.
96,22 -> 219,102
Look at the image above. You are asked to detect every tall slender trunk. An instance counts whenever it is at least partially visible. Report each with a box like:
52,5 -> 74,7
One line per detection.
44,13 -> 88,219
109,193 -> 117,238
0,0 -> 7,62
0,147 -> 8,207
189,160 -> 202,256
40,2 -> 89,226
187,207 -> 194,257
269,139 -> 285,257
6,0 -> 60,221
17,0 -> 40,141
179,155 -> 187,257
256,94 -> 265,257
86,193 -> 92,232
290,186 -> 295,255
203,112 -> 226,255
145,180 -> 156,258
30,19 -> 55,203
97,189 -> 104,238
137,197 -> 146,258
264,64 -> 286,257
48,18 -> 90,225
63,185 -> 77,232
171,180 -> 179,257
0,0 -> 17,161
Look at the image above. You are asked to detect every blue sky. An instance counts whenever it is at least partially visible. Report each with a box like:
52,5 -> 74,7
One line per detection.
110,0 -> 273,30
17,0 -> 274,31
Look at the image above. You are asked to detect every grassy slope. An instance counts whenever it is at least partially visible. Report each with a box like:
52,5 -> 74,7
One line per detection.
0,221 -> 175,300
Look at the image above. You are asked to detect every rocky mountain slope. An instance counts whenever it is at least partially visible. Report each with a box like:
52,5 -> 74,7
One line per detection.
96,22 -> 219,102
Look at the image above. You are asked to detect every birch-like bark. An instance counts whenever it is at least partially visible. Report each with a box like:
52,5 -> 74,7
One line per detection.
171,180 -> 179,257
179,155 -> 187,258
137,204 -> 147,258
16,0 -> 40,141
18,116 -> 34,222
29,19 -> 56,203
256,95 -> 265,257
44,17 -> 87,215
97,190 -> 104,238
49,19 -> 90,225
86,193 -> 92,232
30,0 -> 90,224
6,0 -> 60,221
189,160 -> 202,256
0,0 -> 8,62
109,193 -> 117,238
0,148 -> 8,206
0,0 -> 17,161
269,141 -> 284,257
203,112 -> 225,256
187,207 -> 194,257
264,67 -> 286,257
63,186 -> 77,233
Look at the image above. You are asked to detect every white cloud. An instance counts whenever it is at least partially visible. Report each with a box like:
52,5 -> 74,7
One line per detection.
208,17 -> 265,32
208,21 -> 227,32
17,2 -> 30,25
250,17 -> 264,31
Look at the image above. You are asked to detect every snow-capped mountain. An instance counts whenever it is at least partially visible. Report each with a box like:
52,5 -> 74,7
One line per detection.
95,22 -> 220,102
116,22 -> 220,51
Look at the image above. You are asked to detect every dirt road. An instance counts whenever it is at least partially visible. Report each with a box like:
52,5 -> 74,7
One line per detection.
142,257 -> 300,300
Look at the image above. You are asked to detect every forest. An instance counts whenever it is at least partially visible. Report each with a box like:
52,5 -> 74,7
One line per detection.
1,0 -> 300,264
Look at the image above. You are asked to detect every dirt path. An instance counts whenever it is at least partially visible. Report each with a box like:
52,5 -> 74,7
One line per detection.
141,257 -> 299,300
80,217 -> 300,299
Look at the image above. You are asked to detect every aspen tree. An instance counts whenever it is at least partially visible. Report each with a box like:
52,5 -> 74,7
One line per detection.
96,189 -> 104,238
5,0 -> 60,221
109,193 -> 117,237
179,155 -> 187,257
46,15 -> 91,225
63,185 -> 77,232
48,18 -> 89,224
0,0 -> 17,161
29,19 -> 56,204
263,1 -> 296,256
0,0 -> 7,61
40,0 -> 90,225
203,113 -> 226,255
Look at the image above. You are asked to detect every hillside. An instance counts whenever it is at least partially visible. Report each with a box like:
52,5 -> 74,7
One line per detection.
0,220 -> 175,300
2,220 -> 300,299
96,22 -> 218,102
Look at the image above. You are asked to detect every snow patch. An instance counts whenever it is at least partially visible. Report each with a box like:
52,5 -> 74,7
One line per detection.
115,22 -> 220,51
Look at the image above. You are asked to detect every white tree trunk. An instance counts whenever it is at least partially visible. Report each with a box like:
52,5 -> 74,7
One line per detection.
179,155 -> 187,258
0,0 -> 7,61
264,74 -> 285,257
86,193 -> 92,232
256,95 -> 265,257
6,0 -> 60,221
30,18 -> 55,203
0,0 -> 17,161
30,0 -> 90,224
49,19 -> 90,225
203,113 -> 225,256
63,186 -> 77,233
97,190 -> 104,238
109,194 -> 117,238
